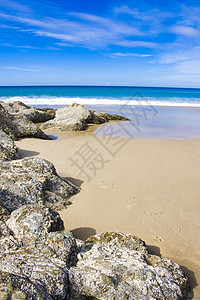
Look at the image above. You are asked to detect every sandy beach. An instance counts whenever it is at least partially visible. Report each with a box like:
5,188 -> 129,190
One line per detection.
16,129 -> 200,299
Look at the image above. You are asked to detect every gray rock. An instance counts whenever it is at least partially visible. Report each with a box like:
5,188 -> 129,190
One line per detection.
0,271 -> 49,300
5,204 -> 78,267
41,103 -> 129,131
0,130 -> 18,161
0,220 -> 20,253
6,204 -> 64,247
69,232 -> 189,300
0,101 -> 55,123
0,205 -> 78,299
0,104 -> 51,140
0,157 -> 79,219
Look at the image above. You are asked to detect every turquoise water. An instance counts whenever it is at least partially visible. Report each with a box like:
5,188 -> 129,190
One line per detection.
0,85 -> 200,107
0,85 -> 200,139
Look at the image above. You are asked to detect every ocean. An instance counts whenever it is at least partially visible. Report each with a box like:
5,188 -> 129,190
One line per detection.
0,85 -> 200,139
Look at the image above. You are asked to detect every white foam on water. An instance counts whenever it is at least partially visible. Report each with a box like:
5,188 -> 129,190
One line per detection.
1,96 -> 200,108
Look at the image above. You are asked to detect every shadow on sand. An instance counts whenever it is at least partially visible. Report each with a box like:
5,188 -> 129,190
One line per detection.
17,149 -> 40,158
71,227 -> 96,241
64,177 -> 84,188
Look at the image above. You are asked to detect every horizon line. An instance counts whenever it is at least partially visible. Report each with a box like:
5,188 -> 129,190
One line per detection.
0,84 -> 200,90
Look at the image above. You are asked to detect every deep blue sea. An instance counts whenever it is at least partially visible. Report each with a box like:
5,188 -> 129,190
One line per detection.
0,86 -> 200,139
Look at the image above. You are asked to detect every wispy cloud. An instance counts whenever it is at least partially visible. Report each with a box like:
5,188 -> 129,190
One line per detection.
3,66 -> 39,72
176,60 -> 200,74
170,25 -> 199,36
109,52 -> 152,58
0,11 -> 154,50
2,42 -> 40,49
0,0 -> 31,12
116,40 -> 158,48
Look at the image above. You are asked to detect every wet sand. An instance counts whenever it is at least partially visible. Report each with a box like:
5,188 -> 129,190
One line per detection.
16,131 -> 200,299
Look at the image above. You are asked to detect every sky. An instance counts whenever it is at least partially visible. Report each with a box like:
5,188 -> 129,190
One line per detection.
1,0 -> 200,87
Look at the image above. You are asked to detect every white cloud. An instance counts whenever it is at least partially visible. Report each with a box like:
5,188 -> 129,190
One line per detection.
3,66 -> 39,72
170,25 -> 199,36
110,52 -> 152,58
116,40 -> 158,48
0,0 -> 31,12
176,60 -> 200,74
0,12 -> 151,49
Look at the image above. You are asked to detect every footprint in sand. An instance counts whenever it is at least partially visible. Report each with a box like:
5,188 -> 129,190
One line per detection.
154,235 -> 164,242
125,196 -> 139,209
144,211 -> 164,217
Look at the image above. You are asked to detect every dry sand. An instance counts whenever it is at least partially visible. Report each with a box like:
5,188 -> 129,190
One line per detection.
16,129 -> 200,299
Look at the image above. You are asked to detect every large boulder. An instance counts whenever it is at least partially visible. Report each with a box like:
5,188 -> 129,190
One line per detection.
0,157 -> 79,219
0,213 -> 190,299
0,205 -> 78,299
0,130 -> 18,161
69,232 -> 189,299
41,103 -> 129,131
0,104 -> 51,140
0,101 -> 55,123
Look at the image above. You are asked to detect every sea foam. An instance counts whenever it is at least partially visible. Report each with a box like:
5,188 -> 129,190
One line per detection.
1,96 -> 200,108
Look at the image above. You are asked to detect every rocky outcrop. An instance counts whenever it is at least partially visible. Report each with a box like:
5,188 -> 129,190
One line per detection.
0,213 -> 190,300
0,130 -> 18,161
0,205 -> 78,299
0,101 -> 55,123
41,103 -> 129,131
70,232 -> 189,299
0,104 -> 51,140
0,157 -> 79,219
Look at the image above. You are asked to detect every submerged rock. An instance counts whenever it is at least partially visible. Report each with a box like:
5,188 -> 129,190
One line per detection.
0,157 -> 79,219
69,232 -> 189,300
0,130 -> 18,161
41,103 -> 129,131
0,103 -> 51,140
1,101 -> 56,123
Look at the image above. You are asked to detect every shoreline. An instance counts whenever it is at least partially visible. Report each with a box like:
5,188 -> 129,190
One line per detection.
15,129 -> 200,299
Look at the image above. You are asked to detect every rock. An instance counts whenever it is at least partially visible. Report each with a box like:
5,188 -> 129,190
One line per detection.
5,204 -> 78,266
0,130 -> 18,161
69,232 -> 189,300
0,104 -> 51,140
0,157 -> 79,219
0,205 -> 78,299
0,101 -> 55,123
0,220 -> 20,253
6,204 -> 64,247
41,103 -> 129,131
0,271 -> 49,299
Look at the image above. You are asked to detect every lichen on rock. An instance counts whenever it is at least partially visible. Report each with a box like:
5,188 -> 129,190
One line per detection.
0,157 -> 79,219
0,130 -> 18,161
0,205 -> 78,299
69,232 -> 189,300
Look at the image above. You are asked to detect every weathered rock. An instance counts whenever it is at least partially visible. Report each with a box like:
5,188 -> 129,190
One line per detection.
0,130 -> 18,161
69,232 -> 189,300
0,101 -> 55,123
0,205 -> 78,299
0,271 -> 49,299
41,103 -> 129,131
0,157 -> 79,219
0,103 -> 51,140
6,204 -> 64,246
0,220 -> 20,253
5,204 -> 78,266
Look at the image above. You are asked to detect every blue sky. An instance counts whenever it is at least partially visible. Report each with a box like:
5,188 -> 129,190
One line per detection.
1,0 -> 200,87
